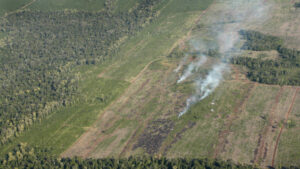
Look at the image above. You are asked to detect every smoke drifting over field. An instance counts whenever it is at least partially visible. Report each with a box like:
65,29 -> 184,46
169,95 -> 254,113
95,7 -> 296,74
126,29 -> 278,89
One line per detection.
177,55 -> 207,83
178,0 -> 271,116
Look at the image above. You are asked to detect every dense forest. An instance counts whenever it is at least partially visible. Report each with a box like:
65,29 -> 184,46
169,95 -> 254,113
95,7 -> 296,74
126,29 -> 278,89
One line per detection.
231,30 -> 300,85
0,0 -> 163,144
1,143 -> 290,169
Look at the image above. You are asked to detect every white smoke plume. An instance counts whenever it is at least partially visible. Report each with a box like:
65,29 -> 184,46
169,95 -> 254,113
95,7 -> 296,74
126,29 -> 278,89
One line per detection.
174,55 -> 188,73
178,0 -> 272,117
177,54 -> 207,83
179,63 -> 227,117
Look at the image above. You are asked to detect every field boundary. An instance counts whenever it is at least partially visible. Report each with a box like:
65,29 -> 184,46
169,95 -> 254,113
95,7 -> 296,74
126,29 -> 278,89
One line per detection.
253,87 -> 284,164
271,88 -> 299,167
213,83 -> 257,158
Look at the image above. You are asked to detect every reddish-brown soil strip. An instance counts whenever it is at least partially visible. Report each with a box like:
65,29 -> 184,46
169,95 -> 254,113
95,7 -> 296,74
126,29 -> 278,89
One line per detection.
253,87 -> 284,164
213,83 -> 257,158
231,65 -> 240,81
271,88 -> 299,167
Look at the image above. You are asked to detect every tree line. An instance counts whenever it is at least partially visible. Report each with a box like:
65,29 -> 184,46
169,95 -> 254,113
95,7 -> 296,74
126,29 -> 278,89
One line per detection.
1,143 -> 288,169
231,30 -> 300,85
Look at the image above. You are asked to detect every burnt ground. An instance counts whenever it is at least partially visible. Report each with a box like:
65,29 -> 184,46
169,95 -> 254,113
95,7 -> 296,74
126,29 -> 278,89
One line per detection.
162,122 -> 196,155
133,119 -> 174,155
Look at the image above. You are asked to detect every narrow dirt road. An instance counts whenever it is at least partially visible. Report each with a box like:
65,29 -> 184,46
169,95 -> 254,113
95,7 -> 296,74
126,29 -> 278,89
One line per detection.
213,83 -> 257,158
253,87 -> 284,164
61,58 -> 160,158
129,59 -> 161,83
271,88 -> 299,167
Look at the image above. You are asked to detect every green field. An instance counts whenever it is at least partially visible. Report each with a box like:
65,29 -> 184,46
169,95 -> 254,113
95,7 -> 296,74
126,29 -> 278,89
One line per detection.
0,0 -> 140,15
0,0 -> 213,157
0,0 -> 31,16
0,0 -> 300,168
29,0 -> 106,11
0,62 -> 129,156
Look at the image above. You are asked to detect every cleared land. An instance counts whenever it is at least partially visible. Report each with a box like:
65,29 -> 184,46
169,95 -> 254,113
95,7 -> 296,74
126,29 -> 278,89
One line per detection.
258,0 -> 300,49
62,1 -> 300,168
62,0 -> 213,158
0,0 -> 299,168
0,0 -> 213,157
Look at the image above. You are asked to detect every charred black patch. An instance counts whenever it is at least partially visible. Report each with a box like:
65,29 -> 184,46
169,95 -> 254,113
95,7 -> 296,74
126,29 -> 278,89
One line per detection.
163,122 -> 196,155
133,119 -> 174,155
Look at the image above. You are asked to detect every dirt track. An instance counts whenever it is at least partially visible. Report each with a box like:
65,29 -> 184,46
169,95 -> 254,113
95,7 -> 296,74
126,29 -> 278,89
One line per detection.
271,88 -> 299,167
253,87 -> 284,164
213,82 -> 257,159
2,0 -> 36,18
61,58 -> 160,158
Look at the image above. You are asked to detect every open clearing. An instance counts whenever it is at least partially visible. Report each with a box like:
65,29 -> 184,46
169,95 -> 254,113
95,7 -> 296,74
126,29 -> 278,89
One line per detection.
62,1 -> 300,168
1,0 -> 299,168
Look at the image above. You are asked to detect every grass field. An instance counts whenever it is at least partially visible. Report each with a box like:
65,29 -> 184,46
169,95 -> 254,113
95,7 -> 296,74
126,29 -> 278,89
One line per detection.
0,62 -> 129,156
114,0 -> 138,13
62,0 -> 214,157
0,0 -> 136,15
29,0 -> 105,11
276,90 -> 300,167
258,0 -> 300,49
0,0 -> 32,16
1,0 -> 299,168
0,0 -> 213,157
